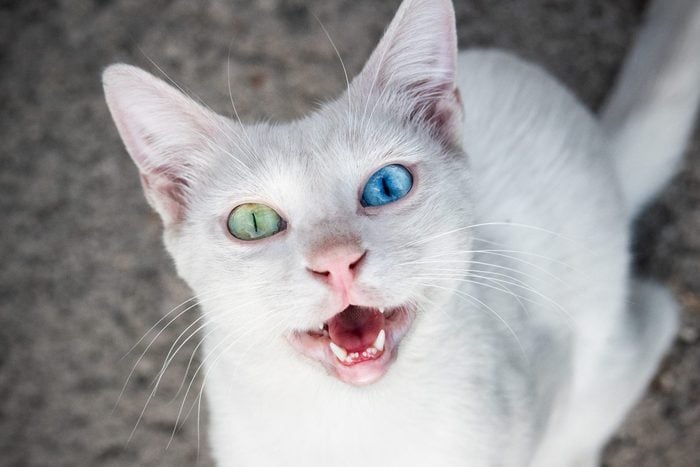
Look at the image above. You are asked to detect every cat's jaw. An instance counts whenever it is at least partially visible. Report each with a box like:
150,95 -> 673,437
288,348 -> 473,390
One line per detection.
288,304 -> 416,386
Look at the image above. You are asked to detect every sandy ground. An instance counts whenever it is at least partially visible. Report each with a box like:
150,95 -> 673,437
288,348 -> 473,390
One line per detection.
1,0 -> 699,465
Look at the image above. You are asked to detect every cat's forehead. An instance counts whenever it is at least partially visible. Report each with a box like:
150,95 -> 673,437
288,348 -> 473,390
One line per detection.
211,112 -> 426,197
194,111 -> 437,226
257,112 -> 417,167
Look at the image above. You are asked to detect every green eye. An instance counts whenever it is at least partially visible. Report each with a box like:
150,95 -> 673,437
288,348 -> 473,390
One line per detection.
227,203 -> 286,241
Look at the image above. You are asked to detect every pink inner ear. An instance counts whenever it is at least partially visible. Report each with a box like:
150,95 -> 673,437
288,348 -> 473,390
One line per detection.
103,63 -> 223,226
408,87 -> 463,147
351,0 -> 461,145
139,170 -> 190,225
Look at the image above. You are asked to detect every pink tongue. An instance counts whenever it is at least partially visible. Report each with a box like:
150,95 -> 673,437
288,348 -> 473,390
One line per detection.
328,306 -> 384,352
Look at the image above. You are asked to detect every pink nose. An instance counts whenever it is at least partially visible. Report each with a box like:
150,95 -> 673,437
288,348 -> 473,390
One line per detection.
307,247 -> 366,295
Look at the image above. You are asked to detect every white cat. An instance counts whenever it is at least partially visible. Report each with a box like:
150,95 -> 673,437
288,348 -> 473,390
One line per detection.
102,0 -> 700,465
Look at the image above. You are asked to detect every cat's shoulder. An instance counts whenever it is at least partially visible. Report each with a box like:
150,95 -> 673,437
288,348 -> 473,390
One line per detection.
456,48 -> 597,149
457,48 -> 537,75
457,48 -> 580,112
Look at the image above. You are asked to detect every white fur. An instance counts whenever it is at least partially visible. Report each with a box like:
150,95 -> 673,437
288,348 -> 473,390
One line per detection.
102,0 -> 698,465
601,0 -> 700,217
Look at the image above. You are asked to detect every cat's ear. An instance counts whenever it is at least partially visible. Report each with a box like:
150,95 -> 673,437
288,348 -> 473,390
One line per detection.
102,64 -> 222,226
352,0 -> 461,145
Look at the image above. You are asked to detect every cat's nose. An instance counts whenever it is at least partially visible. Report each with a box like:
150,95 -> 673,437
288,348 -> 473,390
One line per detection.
306,247 -> 366,294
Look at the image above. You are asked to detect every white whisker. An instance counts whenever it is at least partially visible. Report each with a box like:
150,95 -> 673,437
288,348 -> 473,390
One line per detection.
420,282 -> 526,360
402,221 -> 584,248
311,13 -> 355,141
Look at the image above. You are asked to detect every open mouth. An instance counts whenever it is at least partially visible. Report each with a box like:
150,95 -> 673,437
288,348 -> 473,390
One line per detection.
289,304 -> 416,386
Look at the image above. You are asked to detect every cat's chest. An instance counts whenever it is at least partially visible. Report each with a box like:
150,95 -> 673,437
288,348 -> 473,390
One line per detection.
203,325 -> 533,466
208,389 -> 512,466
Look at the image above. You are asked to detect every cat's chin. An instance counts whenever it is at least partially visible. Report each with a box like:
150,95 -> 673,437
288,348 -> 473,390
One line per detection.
288,304 -> 416,386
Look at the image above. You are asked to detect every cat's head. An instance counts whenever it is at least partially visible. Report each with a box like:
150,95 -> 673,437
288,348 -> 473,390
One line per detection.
103,0 -> 473,386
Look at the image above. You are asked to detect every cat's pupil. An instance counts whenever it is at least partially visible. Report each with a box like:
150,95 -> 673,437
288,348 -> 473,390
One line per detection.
252,213 -> 258,232
381,176 -> 391,197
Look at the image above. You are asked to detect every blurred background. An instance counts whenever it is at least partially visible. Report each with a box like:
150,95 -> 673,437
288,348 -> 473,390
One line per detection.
1,0 -> 699,465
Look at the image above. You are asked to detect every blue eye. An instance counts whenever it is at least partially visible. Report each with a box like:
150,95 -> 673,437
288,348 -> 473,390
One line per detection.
361,164 -> 413,207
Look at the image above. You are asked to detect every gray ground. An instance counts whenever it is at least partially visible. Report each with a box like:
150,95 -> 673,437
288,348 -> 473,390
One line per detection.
1,0 -> 699,465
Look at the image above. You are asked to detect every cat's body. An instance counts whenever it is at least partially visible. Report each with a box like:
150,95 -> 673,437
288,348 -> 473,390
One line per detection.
200,50 -> 673,467
103,0 -> 700,465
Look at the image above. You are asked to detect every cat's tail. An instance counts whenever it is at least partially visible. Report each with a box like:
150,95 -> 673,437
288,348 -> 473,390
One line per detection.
600,0 -> 700,218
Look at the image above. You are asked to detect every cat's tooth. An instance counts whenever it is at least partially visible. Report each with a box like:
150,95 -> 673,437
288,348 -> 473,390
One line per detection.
379,307 -> 385,314
329,342 -> 348,361
319,323 -> 325,330
372,329 -> 386,352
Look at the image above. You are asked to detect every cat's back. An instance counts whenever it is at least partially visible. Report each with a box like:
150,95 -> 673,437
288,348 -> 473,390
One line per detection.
455,49 -> 626,247
455,49 -> 629,335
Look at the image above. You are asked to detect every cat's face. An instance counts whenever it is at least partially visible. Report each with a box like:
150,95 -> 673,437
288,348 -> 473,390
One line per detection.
104,0 -> 469,385
172,106 -> 472,385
